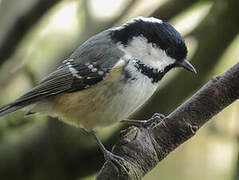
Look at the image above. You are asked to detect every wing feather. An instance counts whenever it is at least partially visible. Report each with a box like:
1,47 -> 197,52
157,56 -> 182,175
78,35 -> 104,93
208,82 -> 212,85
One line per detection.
0,30 -> 125,116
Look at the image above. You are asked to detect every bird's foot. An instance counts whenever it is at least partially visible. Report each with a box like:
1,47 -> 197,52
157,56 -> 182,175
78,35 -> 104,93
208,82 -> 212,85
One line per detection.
103,149 -> 129,174
89,131 -> 129,174
121,113 -> 166,128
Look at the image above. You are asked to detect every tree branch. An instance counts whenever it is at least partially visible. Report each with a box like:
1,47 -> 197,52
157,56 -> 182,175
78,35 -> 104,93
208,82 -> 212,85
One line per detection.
0,118 -> 123,180
96,62 -> 239,180
1,0 -> 238,179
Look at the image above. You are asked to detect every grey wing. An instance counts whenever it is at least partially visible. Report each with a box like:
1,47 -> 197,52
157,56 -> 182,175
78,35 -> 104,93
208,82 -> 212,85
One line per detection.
0,31 -> 125,116
0,65 -> 74,116
17,47 -> 123,104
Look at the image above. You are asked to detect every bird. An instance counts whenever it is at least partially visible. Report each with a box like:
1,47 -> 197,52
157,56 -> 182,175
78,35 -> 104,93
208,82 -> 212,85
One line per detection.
0,16 -> 196,170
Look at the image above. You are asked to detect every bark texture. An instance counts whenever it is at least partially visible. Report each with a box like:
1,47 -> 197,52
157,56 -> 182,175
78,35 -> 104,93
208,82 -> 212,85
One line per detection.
96,62 -> 239,180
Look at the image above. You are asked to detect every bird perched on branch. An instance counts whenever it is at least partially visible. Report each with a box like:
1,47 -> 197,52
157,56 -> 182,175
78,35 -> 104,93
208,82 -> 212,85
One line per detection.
0,16 -> 196,171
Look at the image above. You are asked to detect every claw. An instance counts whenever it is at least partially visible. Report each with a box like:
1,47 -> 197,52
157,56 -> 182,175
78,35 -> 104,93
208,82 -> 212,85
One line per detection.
104,150 -> 128,173
152,113 -> 165,119
121,113 -> 166,128
120,119 -> 148,126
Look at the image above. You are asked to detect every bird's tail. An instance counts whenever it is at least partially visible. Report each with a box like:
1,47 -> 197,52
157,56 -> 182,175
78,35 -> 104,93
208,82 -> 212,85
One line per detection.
0,103 -> 26,117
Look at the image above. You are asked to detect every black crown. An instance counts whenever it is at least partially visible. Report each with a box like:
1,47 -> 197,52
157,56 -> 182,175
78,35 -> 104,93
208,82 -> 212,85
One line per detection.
111,18 -> 187,61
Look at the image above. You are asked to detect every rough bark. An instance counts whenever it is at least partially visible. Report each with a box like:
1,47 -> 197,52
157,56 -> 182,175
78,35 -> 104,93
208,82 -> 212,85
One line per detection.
1,0 -> 238,179
0,118 -> 123,180
0,1 -> 138,179
96,63 -> 239,180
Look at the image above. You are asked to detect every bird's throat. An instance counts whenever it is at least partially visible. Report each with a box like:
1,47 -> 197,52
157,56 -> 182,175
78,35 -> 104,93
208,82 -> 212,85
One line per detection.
133,60 -> 175,83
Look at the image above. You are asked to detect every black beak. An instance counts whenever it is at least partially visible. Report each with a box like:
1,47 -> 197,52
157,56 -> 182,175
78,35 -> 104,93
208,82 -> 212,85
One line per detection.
178,59 -> 197,73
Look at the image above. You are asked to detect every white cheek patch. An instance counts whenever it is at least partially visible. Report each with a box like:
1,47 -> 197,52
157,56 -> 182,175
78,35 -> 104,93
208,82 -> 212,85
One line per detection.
152,52 -> 176,72
118,36 -> 176,72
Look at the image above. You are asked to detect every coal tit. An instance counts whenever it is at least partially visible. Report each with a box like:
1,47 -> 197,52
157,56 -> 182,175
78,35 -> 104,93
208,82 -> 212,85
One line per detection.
0,16 -> 196,168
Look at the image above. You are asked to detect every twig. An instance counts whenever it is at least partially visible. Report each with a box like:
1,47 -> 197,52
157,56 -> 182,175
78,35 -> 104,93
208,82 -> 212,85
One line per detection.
96,62 -> 239,180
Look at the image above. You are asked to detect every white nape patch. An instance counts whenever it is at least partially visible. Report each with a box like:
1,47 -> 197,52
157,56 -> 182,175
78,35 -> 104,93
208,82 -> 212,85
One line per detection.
66,60 -> 82,79
127,16 -> 163,24
118,36 -> 176,72
112,16 -> 163,31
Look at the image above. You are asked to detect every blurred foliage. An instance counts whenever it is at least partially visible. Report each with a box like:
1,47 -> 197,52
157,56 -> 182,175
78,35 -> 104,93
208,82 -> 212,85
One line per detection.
0,0 -> 238,180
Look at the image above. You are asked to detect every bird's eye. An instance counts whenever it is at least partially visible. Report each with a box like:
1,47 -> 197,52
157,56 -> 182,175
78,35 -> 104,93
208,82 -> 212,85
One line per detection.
166,48 -> 174,56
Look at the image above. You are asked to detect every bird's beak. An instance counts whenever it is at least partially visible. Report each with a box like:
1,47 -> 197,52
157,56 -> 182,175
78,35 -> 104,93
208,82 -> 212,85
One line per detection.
178,59 -> 197,73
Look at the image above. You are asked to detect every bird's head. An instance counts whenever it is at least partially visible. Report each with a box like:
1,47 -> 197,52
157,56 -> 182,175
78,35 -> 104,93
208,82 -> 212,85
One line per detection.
111,16 -> 196,74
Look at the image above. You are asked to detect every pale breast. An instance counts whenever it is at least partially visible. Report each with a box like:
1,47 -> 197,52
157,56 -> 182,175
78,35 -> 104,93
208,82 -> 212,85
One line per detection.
51,60 -> 158,130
